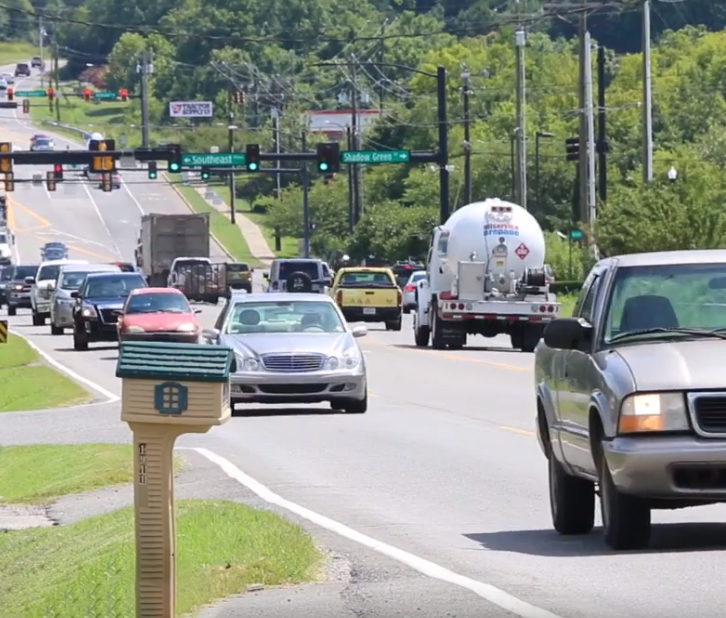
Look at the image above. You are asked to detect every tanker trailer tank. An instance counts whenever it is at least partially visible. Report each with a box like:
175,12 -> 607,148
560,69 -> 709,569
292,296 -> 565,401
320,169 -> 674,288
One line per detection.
413,198 -> 560,353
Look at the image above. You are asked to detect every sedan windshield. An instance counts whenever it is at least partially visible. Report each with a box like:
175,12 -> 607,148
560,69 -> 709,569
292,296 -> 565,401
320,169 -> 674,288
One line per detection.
60,271 -> 93,289
604,263 -> 726,343
126,293 -> 191,314
225,300 -> 344,334
84,275 -> 145,298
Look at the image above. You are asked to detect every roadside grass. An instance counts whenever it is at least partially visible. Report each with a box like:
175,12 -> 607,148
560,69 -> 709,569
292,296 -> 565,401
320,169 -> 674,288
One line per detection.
29,94 -> 129,141
558,293 -> 577,317
174,183 -> 261,266
0,500 -> 322,618
0,42 -> 38,65
207,182 -> 299,258
0,335 -> 90,412
0,444 -> 134,503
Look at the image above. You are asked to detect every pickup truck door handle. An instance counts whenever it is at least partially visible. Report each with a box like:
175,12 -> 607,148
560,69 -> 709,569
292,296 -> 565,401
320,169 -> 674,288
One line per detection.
364,291 -> 374,295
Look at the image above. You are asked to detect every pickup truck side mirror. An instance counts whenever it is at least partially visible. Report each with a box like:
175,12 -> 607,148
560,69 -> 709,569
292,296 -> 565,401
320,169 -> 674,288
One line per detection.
543,317 -> 592,351
112,309 -> 123,316
24,276 -> 35,284
70,291 -> 79,299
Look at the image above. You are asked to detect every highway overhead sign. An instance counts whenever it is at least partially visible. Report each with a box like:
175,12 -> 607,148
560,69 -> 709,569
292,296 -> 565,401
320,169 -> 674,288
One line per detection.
168,101 -> 214,118
16,90 -> 46,97
341,150 -> 411,164
181,153 -> 246,167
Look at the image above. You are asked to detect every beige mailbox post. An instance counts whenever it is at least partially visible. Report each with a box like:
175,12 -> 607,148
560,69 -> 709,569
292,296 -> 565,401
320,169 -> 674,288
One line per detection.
116,341 -> 234,618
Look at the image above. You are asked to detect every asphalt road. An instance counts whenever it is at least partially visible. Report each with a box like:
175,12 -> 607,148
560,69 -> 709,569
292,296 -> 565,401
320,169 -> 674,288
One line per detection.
3,66 -> 726,618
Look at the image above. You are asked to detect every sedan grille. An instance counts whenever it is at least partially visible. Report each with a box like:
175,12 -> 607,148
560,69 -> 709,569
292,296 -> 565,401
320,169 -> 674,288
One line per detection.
260,353 -> 324,372
691,395 -> 726,435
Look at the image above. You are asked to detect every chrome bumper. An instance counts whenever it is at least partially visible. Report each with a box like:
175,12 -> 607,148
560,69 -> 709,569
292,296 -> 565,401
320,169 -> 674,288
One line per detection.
230,370 -> 366,404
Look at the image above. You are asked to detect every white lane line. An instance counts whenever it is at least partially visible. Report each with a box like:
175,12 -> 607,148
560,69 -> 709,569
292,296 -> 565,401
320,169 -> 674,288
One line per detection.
81,180 -> 123,259
11,330 -> 120,404
193,447 -> 564,618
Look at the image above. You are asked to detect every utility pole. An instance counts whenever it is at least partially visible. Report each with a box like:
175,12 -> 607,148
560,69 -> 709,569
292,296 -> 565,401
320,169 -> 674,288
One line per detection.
461,65 -> 472,205
346,125 -> 354,232
597,45 -> 608,205
350,56 -> 363,225
578,9 -> 588,225
642,0 -> 653,182
253,76 -> 260,128
138,50 -> 153,148
378,19 -> 387,112
584,32 -> 597,239
38,17 -> 44,88
52,41 -> 60,123
302,129 -> 311,258
271,109 -> 282,251
514,28 -> 527,209
227,89 -> 236,225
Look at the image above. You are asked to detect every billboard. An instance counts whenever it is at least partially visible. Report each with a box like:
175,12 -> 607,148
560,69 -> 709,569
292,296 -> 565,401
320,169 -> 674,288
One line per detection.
168,101 -> 214,118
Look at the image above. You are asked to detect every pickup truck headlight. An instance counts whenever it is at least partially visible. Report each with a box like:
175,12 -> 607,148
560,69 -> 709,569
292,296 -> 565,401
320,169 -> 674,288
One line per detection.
618,393 -> 689,434
81,306 -> 97,318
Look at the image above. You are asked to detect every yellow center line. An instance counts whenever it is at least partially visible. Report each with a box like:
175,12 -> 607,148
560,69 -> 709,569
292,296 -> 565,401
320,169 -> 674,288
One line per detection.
8,196 -> 52,232
60,241 -> 116,262
498,425 -> 535,436
362,339 -> 529,372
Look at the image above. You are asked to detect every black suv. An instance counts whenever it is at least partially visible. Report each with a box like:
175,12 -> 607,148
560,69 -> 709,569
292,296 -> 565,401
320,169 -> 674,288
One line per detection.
264,258 -> 332,293
71,271 -> 147,350
4,264 -> 38,315
14,63 -> 30,77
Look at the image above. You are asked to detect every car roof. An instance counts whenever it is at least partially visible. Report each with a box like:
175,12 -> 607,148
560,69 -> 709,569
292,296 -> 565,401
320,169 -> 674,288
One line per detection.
232,292 -> 334,303
338,266 -> 392,273
131,287 -> 183,295
85,271 -> 144,280
38,259 -> 87,268
275,258 -> 321,263
607,249 -> 726,268
60,263 -> 120,273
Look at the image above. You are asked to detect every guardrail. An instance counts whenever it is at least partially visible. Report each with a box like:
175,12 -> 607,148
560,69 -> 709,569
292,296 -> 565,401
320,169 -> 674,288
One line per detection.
41,120 -> 92,141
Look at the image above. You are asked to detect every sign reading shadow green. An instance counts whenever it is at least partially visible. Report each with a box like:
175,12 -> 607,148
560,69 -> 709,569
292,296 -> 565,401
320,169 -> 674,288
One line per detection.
94,92 -> 118,100
16,90 -> 46,97
570,229 -> 584,240
341,150 -> 410,164
181,153 -> 247,167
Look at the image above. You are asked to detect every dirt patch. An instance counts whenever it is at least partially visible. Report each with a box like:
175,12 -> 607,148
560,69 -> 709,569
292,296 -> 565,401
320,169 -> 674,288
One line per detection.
0,504 -> 57,530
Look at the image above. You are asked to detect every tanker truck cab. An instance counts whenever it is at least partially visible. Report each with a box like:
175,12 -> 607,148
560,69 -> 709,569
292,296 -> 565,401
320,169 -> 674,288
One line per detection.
413,199 -> 560,352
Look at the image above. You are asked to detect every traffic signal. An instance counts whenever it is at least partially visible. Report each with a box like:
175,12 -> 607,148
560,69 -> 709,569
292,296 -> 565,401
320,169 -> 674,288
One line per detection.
119,89 -> 129,102
245,144 -> 260,171
316,142 -> 340,174
4,172 -> 14,192
167,144 -> 182,173
53,163 -> 63,180
200,166 -> 211,181
7,88 -> 13,101
234,91 -> 245,104
46,171 -> 57,192
22,99 -> 29,114
565,137 -> 579,162
101,171 -> 113,192
89,139 -> 115,173
0,142 -> 12,174
83,88 -> 92,102
47,88 -> 55,101
148,161 -> 157,180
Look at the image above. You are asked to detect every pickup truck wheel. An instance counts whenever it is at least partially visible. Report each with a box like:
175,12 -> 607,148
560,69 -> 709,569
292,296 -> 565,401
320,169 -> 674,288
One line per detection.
549,453 -> 595,535
32,312 -> 44,327
387,318 -> 402,332
599,450 -> 651,550
73,327 -> 89,351
50,324 -> 63,335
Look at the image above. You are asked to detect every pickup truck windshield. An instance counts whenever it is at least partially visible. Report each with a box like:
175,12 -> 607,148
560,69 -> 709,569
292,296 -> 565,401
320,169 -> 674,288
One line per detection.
604,263 -> 726,343
38,264 -> 62,281
0,233 -> 8,244
338,272 -> 395,287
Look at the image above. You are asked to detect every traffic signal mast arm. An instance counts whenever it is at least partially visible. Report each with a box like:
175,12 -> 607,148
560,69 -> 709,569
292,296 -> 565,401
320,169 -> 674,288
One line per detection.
0,147 -> 183,166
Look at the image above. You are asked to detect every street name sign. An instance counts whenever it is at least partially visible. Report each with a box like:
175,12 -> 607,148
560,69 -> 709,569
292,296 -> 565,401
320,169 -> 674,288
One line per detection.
16,90 -> 46,97
181,153 -> 246,167
341,150 -> 410,164
94,91 -> 117,100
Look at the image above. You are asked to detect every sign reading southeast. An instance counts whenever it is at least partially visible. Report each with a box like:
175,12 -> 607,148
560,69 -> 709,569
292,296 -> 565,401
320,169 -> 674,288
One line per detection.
341,150 -> 410,164
181,153 -> 246,167
16,90 -> 46,97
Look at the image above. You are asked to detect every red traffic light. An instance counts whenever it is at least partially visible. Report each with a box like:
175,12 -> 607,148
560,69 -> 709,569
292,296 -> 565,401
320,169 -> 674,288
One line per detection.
6,87 -> 13,101
47,88 -> 55,100
83,89 -> 92,101
119,88 -> 129,102
53,164 -> 63,173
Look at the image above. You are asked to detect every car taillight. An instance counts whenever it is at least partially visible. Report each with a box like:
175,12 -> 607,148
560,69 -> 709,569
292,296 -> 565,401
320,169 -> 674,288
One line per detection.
336,290 -> 343,305
404,285 -> 415,292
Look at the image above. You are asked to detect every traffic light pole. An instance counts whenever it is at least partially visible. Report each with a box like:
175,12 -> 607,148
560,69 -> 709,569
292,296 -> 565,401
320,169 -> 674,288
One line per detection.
302,164 -> 311,259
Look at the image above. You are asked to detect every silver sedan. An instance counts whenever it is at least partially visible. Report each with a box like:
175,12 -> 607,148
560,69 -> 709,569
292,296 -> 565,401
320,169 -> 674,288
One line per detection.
202,292 -> 368,413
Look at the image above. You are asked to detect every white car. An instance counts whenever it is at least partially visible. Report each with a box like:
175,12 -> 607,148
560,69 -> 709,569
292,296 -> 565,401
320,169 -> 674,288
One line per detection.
29,259 -> 88,326
402,270 -> 427,313
2,73 -> 14,85
0,228 -> 13,265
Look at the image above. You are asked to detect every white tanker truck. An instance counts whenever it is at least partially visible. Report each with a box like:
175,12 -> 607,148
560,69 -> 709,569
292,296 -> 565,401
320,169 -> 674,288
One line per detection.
413,198 -> 560,352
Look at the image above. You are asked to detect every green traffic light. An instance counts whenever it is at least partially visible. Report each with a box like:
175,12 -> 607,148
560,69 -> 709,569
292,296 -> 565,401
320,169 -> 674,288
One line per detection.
319,162 -> 329,172
248,162 -> 259,171
148,172 -> 157,180
169,162 -> 180,172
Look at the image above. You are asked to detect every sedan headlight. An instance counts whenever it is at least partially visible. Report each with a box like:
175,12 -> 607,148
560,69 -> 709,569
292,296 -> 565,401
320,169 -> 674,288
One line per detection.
177,323 -> 198,332
325,349 -> 361,371
618,393 -> 689,434
235,353 -> 260,372
81,306 -> 97,318
125,325 -> 145,333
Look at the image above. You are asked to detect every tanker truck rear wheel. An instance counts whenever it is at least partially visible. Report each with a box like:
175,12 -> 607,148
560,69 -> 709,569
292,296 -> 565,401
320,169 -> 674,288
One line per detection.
430,309 -> 446,350
414,325 -> 430,347
521,324 -> 544,353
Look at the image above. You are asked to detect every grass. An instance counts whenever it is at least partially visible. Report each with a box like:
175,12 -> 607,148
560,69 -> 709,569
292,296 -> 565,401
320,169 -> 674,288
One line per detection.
175,183 -> 261,266
0,500 -> 322,618
0,41 -> 38,65
0,335 -> 90,411
209,182 -> 299,258
558,293 -> 577,317
0,444 -> 134,503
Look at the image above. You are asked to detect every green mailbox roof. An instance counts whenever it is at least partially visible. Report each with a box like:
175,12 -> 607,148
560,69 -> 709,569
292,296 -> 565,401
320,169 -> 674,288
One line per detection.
116,342 -> 233,382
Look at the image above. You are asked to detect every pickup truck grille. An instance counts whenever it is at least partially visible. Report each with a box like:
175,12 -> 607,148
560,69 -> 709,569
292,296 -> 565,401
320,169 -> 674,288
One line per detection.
260,353 -> 324,373
99,308 -> 118,324
691,395 -> 726,435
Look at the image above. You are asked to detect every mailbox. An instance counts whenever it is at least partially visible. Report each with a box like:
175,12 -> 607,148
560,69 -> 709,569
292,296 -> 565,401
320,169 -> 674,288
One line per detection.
116,341 -> 234,618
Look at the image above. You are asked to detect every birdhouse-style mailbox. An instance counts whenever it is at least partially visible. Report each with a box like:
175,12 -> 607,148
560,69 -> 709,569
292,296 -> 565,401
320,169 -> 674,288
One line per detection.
117,341 -> 233,425
116,341 -> 234,618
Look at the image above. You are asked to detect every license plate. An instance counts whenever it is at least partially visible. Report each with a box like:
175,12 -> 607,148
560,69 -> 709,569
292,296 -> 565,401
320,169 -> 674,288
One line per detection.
363,308 -> 376,315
